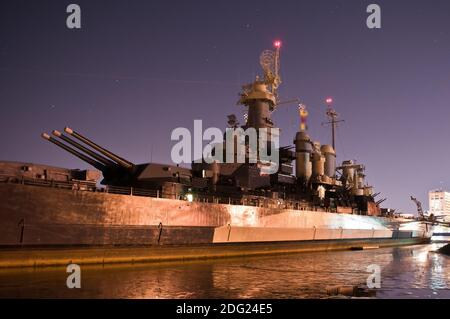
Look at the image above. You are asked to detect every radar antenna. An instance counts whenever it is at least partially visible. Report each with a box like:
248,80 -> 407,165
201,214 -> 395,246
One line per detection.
259,41 -> 282,100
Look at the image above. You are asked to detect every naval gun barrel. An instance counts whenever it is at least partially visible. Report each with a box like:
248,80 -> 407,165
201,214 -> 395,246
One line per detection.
64,127 -> 134,170
41,133 -> 106,171
52,130 -> 117,167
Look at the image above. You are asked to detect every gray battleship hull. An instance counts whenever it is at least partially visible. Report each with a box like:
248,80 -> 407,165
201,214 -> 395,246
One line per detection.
0,182 -> 431,248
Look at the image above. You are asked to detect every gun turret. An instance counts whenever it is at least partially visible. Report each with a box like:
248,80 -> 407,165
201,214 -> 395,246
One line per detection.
41,133 -> 106,171
64,127 -> 134,170
42,127 -> 138,187
52,130 -> 117,167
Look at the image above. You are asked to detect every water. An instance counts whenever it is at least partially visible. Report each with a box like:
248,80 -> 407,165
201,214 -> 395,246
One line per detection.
0,244 -> 448,299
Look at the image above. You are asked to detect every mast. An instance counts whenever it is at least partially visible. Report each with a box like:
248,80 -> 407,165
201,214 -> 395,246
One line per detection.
322,98 -> 344,151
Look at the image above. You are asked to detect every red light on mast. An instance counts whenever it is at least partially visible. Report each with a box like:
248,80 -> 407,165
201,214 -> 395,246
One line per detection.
274,40 -> 282,48
325,97 -> 333,105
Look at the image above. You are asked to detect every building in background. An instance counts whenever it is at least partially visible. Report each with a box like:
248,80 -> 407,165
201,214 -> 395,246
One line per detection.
428,190 -> 450,221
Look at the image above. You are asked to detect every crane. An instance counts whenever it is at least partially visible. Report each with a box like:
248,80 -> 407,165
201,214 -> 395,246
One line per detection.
410,196 -> 424,220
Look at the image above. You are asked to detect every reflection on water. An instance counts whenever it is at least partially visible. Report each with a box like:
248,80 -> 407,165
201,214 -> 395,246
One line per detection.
0,244 -> 448,299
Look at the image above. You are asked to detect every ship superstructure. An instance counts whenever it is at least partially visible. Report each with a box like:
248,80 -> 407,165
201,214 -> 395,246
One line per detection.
39,42 -> 381,216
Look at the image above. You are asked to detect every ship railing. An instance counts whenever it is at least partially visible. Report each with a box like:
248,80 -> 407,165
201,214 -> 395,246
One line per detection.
189,192 -> 315,211
0,174 -> 157,198
0,174 -> 97,190
104,186 -> 158,198
104,185 -> 132,195
1,174 -> 321,211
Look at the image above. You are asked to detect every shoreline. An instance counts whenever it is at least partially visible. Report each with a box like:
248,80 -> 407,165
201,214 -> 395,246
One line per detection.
0,238 -> 429,269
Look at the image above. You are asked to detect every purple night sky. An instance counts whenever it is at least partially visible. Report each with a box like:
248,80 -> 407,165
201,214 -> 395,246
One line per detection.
1,0 -> 449,213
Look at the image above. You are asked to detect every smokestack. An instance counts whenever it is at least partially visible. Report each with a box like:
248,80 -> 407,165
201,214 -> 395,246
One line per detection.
294,131 -> 312,183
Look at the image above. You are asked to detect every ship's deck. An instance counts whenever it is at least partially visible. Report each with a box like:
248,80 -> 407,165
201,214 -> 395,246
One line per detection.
0,174 -> 367,215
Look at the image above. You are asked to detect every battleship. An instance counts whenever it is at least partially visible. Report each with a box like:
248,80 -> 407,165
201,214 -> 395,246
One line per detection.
0,42 -> 432,266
